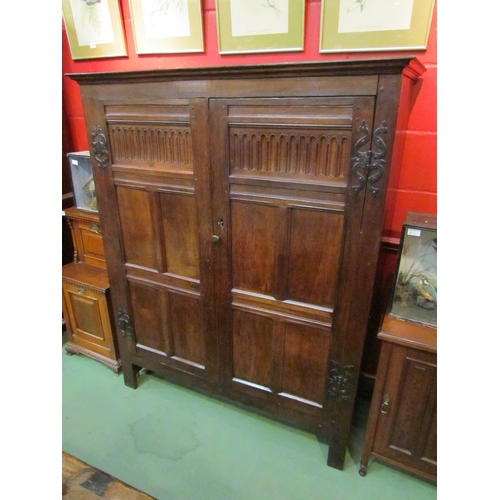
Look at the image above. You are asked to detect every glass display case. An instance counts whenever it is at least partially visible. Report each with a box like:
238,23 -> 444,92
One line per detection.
388,212 -> 437,327
67,151 -> 98,212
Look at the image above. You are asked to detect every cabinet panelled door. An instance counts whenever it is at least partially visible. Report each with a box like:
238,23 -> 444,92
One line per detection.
210,97 -> 375,423
103,100 -> 218,381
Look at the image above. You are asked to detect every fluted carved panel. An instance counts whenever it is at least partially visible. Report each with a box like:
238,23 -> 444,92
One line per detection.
108,124 -> 193,170
230,128 -> 351,180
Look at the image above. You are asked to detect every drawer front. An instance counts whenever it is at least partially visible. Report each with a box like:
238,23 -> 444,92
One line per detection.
62,280 -> 116,359
74,219 -> 106,269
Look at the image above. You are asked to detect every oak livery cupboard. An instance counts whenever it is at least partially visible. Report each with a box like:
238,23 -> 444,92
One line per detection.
68,58 -> 425,469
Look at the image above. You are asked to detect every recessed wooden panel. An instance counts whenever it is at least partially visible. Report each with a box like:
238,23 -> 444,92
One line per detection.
116,187 -> 157,269
230,127 -> 351,181
109,124 -> 193,172
281,322 -> 331,405
228,101 -> 353,182
81,230 -> 105,260
129,281 -> 168,354
160,192 -> 200,279
232,310 -> 274,388
388,357 -> 436,456
287,208 -> 344,307
106,104 -> 193,172
69,293 -> 103,340
231,201 -> 278,296
169,292 -> 205,367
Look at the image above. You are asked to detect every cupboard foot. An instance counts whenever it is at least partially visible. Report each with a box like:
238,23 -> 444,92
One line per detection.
122,362 -> 140,389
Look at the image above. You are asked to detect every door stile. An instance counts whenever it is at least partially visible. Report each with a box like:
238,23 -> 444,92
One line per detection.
208,99 -> 234,390
328,78 -> 407,469
325,95 -> 377,385
189,98 -> 219,381
82,93 -> 140,386
323,95 -> 378,468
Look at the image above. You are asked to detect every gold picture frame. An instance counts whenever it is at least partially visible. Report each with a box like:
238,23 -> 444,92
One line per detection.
215,0 -> 305,55
62,0 -> 127,60
129,0 -> 204,54
320,0 -> 435,53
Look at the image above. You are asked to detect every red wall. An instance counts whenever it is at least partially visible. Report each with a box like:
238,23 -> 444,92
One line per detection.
62,0 -> 437,239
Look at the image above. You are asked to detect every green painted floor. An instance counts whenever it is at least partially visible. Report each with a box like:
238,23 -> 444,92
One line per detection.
62,336 -> 437,500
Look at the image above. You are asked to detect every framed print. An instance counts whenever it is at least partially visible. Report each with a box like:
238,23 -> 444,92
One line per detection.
62,0 -> 127,60
320,0 -> 435,53
129,0 -> 204,54
215,0 -> 305,55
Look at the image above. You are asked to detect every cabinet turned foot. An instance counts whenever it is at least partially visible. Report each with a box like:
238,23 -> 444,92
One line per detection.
359,463 -> 367,476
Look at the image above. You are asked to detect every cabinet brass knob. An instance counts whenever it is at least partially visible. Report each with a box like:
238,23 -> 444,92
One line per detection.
88,222 -> 101,234
211,235 -> 220,243
380,394 -> 390,414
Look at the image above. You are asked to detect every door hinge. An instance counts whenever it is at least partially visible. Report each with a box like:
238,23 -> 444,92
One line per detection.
351,120 -> 388,196
327,361 -> 356,402
117,308 -> 135,341
91,125 -> 110,169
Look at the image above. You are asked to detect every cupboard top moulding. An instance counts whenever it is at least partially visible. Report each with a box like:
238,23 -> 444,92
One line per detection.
68,58 -> 426,472
68,57 -> 425,100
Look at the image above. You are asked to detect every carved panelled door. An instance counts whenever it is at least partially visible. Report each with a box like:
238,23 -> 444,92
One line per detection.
95,100 -> 218,384
209,97 -> 377,426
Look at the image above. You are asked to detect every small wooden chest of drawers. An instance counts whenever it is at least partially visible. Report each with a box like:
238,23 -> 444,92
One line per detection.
62,262 -> 120,372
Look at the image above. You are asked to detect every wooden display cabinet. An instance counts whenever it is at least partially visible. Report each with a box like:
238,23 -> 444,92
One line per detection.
63,199 -> 120,371
359,315 -> 437,481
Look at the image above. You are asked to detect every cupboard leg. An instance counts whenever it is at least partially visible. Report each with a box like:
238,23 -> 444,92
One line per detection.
326,431 -> 348,470
326,446 -> 345,470
359,461 -> 368,476
122,362 -> 140,389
